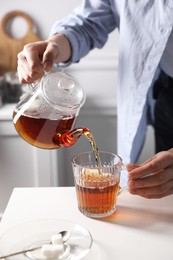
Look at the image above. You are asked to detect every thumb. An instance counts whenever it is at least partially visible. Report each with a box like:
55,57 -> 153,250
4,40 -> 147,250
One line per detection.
42,42 -> 60,72
43,59 -> 53,72
126,164 -> 140,172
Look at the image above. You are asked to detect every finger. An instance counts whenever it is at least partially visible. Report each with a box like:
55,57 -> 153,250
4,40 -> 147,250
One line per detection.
129,179 -> 173,198
17,59 -> 30,84
128,168 -> 173,188
130,187 -> 173,199
18,58 -> 42,84
126,164 -> 140,172
42,42 -> 60,71
23,42 -> 46,74
43,60 -> 53,72
141,151 -> 173,169
17,52 -> 36,83
17,51 -> 31,72
17,52 -> 32,81
17,66 -> 27,84
128,151 -> 173,179
18,49 -> 45,83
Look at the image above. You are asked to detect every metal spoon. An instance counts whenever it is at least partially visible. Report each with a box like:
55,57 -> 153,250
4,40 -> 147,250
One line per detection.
0,230 -> 71,259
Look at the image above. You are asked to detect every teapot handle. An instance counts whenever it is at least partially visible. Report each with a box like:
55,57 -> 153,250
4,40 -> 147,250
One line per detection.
28,82 -> 39,91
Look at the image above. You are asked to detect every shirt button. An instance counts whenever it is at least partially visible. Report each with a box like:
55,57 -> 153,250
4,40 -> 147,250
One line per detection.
160,27 -> 167,35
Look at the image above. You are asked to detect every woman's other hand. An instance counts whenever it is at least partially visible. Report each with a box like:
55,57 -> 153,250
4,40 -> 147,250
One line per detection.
127,148 -> 173,198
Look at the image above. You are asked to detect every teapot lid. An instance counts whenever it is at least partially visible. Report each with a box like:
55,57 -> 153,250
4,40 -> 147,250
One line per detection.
41,71 -> 85,111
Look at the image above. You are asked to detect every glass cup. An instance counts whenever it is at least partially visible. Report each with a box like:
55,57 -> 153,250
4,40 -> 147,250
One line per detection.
71,151 -> 126,218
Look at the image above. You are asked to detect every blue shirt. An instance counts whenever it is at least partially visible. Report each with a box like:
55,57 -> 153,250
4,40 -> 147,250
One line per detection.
50,0 -> 173,164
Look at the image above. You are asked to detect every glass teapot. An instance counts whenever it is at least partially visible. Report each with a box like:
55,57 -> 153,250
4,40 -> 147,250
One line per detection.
13,70 -> 86,149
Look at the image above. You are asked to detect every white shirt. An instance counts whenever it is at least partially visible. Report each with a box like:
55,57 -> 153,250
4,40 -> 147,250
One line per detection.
50,0 -> 173,165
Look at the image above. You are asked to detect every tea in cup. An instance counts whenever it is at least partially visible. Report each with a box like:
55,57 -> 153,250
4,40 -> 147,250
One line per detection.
71,151 -> 126,218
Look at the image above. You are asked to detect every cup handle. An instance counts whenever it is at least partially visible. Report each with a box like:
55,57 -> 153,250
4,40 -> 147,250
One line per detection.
118,163 -> 128,195
118,185 -> 128,195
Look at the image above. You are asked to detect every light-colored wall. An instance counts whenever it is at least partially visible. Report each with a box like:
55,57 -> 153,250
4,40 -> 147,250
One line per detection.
1,0 -> 81,39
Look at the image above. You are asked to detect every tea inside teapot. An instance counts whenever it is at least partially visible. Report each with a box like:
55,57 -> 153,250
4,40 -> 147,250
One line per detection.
13,70 -> 86,149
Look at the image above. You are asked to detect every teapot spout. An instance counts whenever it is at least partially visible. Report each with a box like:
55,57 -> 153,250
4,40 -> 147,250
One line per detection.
53,128 -> 90,148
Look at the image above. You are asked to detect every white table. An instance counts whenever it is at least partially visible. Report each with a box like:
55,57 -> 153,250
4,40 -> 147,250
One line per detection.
0,187 -> 173,260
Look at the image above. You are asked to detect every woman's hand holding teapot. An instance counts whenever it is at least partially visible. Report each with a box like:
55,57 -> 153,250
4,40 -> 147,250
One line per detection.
17,34 -> 72,84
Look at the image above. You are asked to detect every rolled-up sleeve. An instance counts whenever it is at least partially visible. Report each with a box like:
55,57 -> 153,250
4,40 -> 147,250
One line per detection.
49,0 -> 118,64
